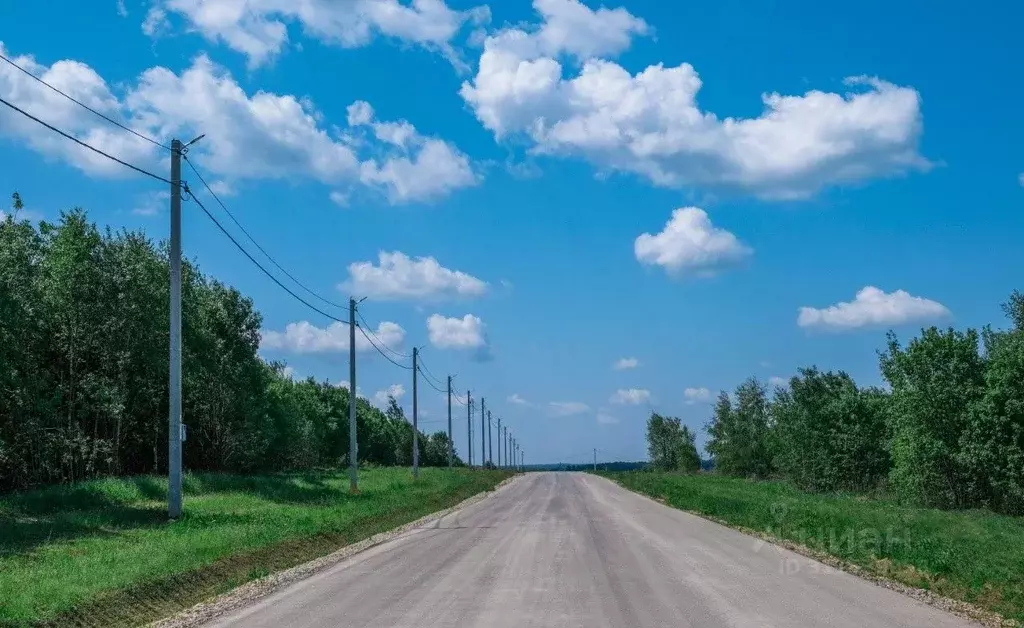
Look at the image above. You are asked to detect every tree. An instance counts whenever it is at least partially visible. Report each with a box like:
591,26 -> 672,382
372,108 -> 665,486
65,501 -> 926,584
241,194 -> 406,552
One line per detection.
646,412 -> 700,472
770,368 -> 889,493
957,294 -> 1024,514
880,327 -> 986,508
706,378 -> 774,478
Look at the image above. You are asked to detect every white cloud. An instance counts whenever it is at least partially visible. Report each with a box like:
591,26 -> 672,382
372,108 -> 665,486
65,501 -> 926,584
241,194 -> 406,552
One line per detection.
261,320 -> 405,353
132,190 -> 170,216
613,357 -> 639,370
610,388 -> 650,405
344,251 -> 487,301
507,393 -> 530,405
142,7 -> 169,36
635,207 -> 751,276
683,387 -> 712,404
548,401 -> 588,416
281,365 -> 297,379
768,376 -> 787,388
596,411 -> 618,425
1018,173 -> 1024,187
348,101 -> 479,202
460,0 -> 927,199
0,44 -> 475,204
151,0 -> 491,69
117,0 -> 128,17
426,314 -> 487,350
797,286 -> 950,332
374,383 -> 406,406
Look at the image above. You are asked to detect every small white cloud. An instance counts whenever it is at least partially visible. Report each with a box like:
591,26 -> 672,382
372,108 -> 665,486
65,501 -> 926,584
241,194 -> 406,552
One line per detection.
610,388 -> 650,405
281,365 -> 296,379
636,207 -> 751,277
507,393 -> 530,405
374,383 -> 406,407
142,6 -> 168,36
684,387 -> 712,404
613,357 -> 639,370
132,190 -> 170,216
548,401 -> 589,417
1018,173 -> 1024,187
261,320 -> 405,354
768,376 -> 787,388
427,314 -> 487,350
597,412 -> 619,425
798,286 -> 950,332
344,251 -> 487,301
117,0 -> 128,17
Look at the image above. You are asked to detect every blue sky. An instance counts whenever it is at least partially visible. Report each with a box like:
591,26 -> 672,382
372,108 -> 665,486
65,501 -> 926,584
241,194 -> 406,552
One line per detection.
1,0 -> 1022,465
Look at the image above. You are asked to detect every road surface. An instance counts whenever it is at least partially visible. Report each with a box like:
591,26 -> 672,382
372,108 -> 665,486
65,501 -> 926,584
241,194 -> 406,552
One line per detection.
206,472 -> 976,628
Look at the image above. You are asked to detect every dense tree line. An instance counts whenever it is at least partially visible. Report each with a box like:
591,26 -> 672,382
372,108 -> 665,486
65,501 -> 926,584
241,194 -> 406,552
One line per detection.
703,292 -> 1024,515
0,200 -> 460,492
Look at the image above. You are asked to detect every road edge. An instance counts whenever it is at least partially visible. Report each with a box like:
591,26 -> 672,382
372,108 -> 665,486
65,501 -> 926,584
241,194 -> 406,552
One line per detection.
598,474 -> 1016,628
148,474 -> 524,628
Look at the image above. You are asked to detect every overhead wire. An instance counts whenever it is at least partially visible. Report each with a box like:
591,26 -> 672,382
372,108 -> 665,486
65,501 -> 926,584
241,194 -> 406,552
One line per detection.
357,325 -> 412,370
0,51 -> 171,151
183,155 -> 349,312
355,309 -> 410,359
0,95 -> 171,184
184,186 -> 353,326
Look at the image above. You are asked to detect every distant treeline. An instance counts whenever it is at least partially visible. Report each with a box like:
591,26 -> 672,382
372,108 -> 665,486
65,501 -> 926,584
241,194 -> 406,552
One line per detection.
696,292 -> 1024,516
0,202 -> 460,492
526,462 -> 649,472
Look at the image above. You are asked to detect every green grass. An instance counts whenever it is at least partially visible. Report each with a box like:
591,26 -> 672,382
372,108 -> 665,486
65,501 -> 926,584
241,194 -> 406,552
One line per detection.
606,471 -> 1024,624
0,468 -> 510,627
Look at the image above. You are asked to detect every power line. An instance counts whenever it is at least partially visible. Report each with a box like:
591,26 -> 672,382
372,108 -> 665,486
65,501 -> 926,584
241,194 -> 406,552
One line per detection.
183,155 -> 348,313
357,324 -> 412,370
416,355 -> 444,388
355,309 -> 410,359
0,51 -> 171,151
417,366 -> 448,395
0,95 -> 171,184
185,185 -> 352,327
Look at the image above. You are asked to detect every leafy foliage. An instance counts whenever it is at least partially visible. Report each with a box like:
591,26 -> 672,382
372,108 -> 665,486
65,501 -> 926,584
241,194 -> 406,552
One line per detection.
0,201 -> 460,492
770,368 -> 889,493
646,412 -> 701,472
705,378 -> 774,479
701,292 -> 1023,516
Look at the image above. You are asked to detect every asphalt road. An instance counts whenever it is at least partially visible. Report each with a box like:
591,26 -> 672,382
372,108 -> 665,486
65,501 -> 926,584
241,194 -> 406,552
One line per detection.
206,472 -> 976,628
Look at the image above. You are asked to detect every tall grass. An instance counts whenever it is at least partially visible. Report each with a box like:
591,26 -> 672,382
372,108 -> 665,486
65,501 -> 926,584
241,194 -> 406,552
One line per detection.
608,471 -> 1024,623
0,468 -> 508,627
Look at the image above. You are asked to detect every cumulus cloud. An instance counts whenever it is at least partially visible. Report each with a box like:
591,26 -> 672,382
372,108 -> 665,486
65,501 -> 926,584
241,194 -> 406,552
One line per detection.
0,44 -> 475,204
344,251 -> 487,300
374,383 -> 406,406
798,286 -> 950,332
548,401 -> 588,416
635,207 -> 751,276
683,387 -> 712,404
261,320 -> 405,353
613,357 -> 639,370
459,0 -> 927,199
150,0 -> 490,69
426,314 -> 488,353
610,388 -> 650,405
768,376 -> 787,388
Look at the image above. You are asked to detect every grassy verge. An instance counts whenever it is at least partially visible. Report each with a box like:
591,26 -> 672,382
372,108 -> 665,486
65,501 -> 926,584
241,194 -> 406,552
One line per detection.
0,468 -> 510,627
606,471 -> 1024,624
